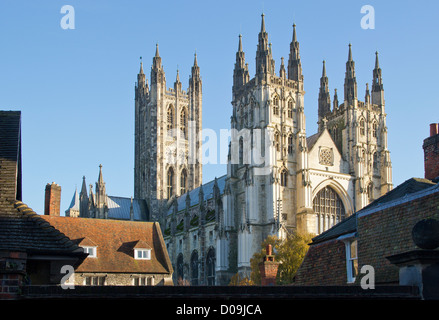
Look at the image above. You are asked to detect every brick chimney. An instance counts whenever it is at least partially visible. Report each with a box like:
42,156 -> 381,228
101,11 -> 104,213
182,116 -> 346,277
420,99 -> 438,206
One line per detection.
423,123 -> 439,181
259,244 -> 279,286
44,182 -> 61,216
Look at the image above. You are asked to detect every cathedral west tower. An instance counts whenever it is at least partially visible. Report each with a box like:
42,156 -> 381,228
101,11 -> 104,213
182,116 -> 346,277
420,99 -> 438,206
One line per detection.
134,45 -> 202,220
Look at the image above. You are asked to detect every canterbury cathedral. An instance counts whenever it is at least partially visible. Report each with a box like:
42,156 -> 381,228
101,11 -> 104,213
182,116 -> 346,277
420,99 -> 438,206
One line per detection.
66,14 -> 392,286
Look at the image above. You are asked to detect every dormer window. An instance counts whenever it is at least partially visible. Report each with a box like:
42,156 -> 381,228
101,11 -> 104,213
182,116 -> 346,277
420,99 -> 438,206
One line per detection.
83,246 -> 97,258
135,248 -> 151,260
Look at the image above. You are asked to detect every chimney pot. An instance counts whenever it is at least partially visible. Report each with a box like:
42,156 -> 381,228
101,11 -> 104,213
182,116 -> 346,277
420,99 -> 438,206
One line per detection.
430,123 -> 439,137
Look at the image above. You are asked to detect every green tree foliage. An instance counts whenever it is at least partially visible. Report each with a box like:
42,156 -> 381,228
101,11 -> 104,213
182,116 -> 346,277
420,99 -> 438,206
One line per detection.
249,232 -> 315,285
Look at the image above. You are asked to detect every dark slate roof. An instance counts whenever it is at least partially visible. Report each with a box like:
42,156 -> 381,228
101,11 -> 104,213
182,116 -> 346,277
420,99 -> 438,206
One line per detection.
359,178 -> 436,212
306,132 -> 320,150
310,177 -> 438,245
107,196 -> 149,221
0,200 -> 85,256
167,174 -> 227,215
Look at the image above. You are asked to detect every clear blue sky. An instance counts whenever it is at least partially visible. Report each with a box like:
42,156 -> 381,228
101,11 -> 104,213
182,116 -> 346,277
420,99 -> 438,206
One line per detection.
0,0 -> 438,215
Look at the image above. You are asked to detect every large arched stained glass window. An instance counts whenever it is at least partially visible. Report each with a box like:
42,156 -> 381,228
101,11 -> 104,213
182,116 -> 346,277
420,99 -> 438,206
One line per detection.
313,186 -> 346,234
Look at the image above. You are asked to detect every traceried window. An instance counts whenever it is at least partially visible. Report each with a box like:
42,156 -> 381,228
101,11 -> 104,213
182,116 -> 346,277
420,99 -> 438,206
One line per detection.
191,251 -> 199,286
359,118 -> 365,136
167,105 -> 174,136
288,134 -> 294,155
313,186 -> 346,234
273,96 -> 280,116
206,248 -> 215,285
274,132 -> 280,152
372,121 -> 377,138
280,169 -> 288,187
167,167 -> 174,198
287,99 -> 293,118
180,169 -> 187,195
180,108 -> 187,139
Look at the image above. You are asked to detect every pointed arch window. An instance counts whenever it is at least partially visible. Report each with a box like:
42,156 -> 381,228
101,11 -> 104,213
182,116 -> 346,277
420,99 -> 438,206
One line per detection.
167,106 -> 174,136
274,132 -> 280,152
180,108 -> 187,139
288,134 -> 294,155
359,118 -> 365,136
287,99 -> 293,118
180,169 -> 187,195
280,169 -> 288,187
190,251 -> 199,286
372,121 -> 377,138
273,96 -> 280,116
167,167 -> 174,198
313,186 -> 346,234
206,248 -> 216,285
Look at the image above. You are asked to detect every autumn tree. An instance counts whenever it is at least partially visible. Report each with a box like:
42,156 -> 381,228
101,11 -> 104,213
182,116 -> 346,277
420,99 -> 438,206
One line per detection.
249,232 -> 315,285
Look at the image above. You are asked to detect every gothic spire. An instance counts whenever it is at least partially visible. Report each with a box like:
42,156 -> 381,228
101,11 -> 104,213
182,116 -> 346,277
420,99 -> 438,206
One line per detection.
194,51 -> 198,67
261,13 -> 266,33
365,83 -> 370,104
333,88 -> 339,111
344,43 -> 357,103
372,51 -> 384,105
152,43 -> 162,70
97,164 -> 104,186
137,56 -> 146,88
256,13 -> 273,77
80,175 -> 87,196
318,60 -> 331,128
233,34 -> 249,94
288,23 -> 303,82
139,57 -> 144,74
155,43 -> 160,57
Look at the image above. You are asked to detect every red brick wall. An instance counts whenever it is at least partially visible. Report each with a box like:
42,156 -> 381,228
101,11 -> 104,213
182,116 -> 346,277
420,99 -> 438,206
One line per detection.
294,239 -> 347,285
0,251 -> 27,299
259,261 -> 279,286
357,191 -> 439,284
44,182 -> 61,216
423,124 -> 439,180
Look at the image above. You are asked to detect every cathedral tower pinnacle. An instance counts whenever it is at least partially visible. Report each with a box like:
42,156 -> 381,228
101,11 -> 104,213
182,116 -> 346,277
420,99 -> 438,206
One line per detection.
287,24 -> 303,82
318,60 -> 331,131
344,43 -> 357,104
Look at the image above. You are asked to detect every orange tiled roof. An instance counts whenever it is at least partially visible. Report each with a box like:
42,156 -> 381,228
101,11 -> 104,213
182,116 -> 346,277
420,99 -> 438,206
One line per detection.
40,216 -> 172,275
